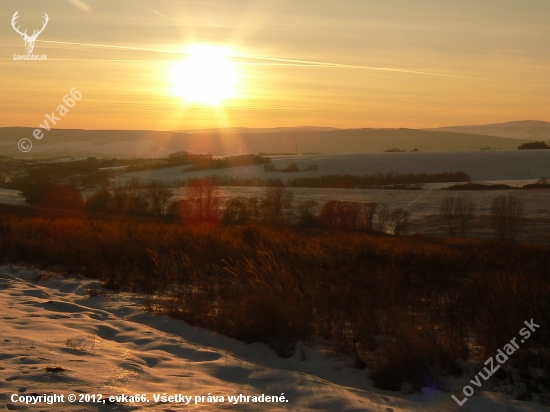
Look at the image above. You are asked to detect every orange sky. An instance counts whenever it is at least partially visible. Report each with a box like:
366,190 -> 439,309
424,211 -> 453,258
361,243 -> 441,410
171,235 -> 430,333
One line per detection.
1,0 -> 549,130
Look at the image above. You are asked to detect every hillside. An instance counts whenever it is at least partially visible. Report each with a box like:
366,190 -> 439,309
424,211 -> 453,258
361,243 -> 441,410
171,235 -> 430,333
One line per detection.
0,127 -> 527,159
429,120 -> 550,140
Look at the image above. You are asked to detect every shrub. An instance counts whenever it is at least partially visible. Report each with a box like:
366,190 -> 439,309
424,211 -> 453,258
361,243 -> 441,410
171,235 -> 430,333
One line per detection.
440,195 -> 476,237
390,208 -> 410,235
86,189 -> 113,213
36,184 -> 84,211
282,163 -> 300,173
518,141 -> 550,150
490,194 -> 523,241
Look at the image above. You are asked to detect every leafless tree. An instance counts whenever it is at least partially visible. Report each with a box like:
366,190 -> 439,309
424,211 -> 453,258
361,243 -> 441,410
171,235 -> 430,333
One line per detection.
390,208 -> 410,236
261,183 -> 293,225
247,197 -> 261,221
181,179 -> 223,223
455,196 -> 476,237
375,203 -> 391,233
362,202 -> 377,232
224,196 -> 250,224
441,195 -> 476,237
125,178 -> 148,214
297,199 -> 319,227
490,194 -> 523,241
441,196 -> 458,237
113,186 -> 128,213
146,181 -> 173,216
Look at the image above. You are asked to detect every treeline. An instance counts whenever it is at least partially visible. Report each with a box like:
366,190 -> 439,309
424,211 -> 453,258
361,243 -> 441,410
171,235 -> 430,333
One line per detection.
518,141 -> 550,150
4,159 -> 114,191
184,171 -> 470,188
0,213 -> 548,399
183,154 -> 271,172
125,152 -> 213,172
20,179 -> 533,242
80,179 -> 412,235
126,153 -> 271,172
288,171 -> 470,188
446,177 -> 550,191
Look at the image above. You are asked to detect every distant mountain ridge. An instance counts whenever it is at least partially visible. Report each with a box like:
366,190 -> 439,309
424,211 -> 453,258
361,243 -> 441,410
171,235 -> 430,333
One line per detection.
0,125 -> 537,159
177,126 -> 338,134
428,120 -> 550,140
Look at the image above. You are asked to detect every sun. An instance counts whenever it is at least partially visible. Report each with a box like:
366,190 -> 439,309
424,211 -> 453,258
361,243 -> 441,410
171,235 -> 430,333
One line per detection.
170,45 -> 240,106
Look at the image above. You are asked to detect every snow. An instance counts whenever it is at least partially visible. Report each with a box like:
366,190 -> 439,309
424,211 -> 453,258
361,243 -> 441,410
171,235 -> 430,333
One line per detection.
0,266 -> 546,411
0,189 -> 27,206
118,151 -> 550,185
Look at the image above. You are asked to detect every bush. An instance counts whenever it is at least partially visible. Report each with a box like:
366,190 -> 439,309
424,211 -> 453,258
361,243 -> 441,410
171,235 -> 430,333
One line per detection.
297,199 -> 320,227
490,194 -> 523,241
36,184 -> 84,211
319,200 -> 376,231
390,208 -> 410,235
282,163 -> 300,173
86,189 -> 113,213
440,195 -> 476,237
518,141 -> 550,150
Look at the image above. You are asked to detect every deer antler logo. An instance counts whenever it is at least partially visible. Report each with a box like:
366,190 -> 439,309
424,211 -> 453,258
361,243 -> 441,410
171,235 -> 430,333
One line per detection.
11,11 -> 49,54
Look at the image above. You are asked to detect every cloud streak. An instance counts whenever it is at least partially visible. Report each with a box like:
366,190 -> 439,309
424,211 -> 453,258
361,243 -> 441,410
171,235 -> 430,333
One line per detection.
35,39 -> 549,89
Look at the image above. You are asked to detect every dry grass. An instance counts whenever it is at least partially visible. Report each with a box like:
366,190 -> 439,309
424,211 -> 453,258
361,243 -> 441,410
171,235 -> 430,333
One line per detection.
0,208 -> 548,394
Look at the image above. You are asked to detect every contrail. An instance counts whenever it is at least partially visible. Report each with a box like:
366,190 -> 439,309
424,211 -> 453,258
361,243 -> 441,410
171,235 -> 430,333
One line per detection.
34,39 -> 550,88
37,40 -> 178,54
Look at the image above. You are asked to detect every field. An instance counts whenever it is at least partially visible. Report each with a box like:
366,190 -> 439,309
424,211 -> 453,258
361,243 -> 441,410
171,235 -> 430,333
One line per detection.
118,151 -> 550,184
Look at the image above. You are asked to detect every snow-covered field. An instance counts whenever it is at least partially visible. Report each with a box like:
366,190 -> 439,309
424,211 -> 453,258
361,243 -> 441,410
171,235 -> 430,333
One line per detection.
0,266 -> 547,411
118,151 -> 550,185
164,186 -> 550,242
0,189 -> 27,206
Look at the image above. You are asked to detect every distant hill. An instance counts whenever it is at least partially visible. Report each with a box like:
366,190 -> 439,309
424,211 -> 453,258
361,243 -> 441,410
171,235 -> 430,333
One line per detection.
0,126 -> 527,159
428,120 -> 550,140
177,126 -> 337,134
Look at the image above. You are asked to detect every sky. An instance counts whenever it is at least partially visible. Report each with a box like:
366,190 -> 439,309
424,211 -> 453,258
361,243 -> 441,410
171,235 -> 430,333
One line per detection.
1,0 -> 549,130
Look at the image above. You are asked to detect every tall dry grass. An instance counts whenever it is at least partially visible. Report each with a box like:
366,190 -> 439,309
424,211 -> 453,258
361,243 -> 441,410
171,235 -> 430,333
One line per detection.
0,208 -> 548,395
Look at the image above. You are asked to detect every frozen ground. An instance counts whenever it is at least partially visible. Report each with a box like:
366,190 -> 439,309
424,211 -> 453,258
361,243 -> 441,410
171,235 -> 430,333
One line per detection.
117,151 -> 550,185
0,266 -> 548,411
0,189 -> 27,206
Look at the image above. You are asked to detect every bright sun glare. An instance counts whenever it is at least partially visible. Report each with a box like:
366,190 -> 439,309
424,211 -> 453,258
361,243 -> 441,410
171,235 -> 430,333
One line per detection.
170,45 -> 240,106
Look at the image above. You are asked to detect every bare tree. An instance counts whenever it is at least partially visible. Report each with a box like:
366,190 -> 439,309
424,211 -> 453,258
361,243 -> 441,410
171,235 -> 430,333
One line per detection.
261,183 -> 293,225
146,181 -> 173,216
455,196 -> 476,237
375,203 -> 391,233
184,179 -> 223,223
319,200 -> 372,230
224,196 -> 250,224
441,196 -> 458,237
113,186 -> 128,213
125,178 -> 148,214
297,199 -> 319,227
362,202 -> 377,232
441,195 -> 476,237
338,202 -> 362,230
390,208 -> 410,236
247,197 -> 261,221
86,189 -> 113,213
490,194 -> 523,241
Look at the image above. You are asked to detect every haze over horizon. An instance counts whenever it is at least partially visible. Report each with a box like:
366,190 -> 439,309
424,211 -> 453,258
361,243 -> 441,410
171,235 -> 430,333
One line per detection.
1,0 -> 549,132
